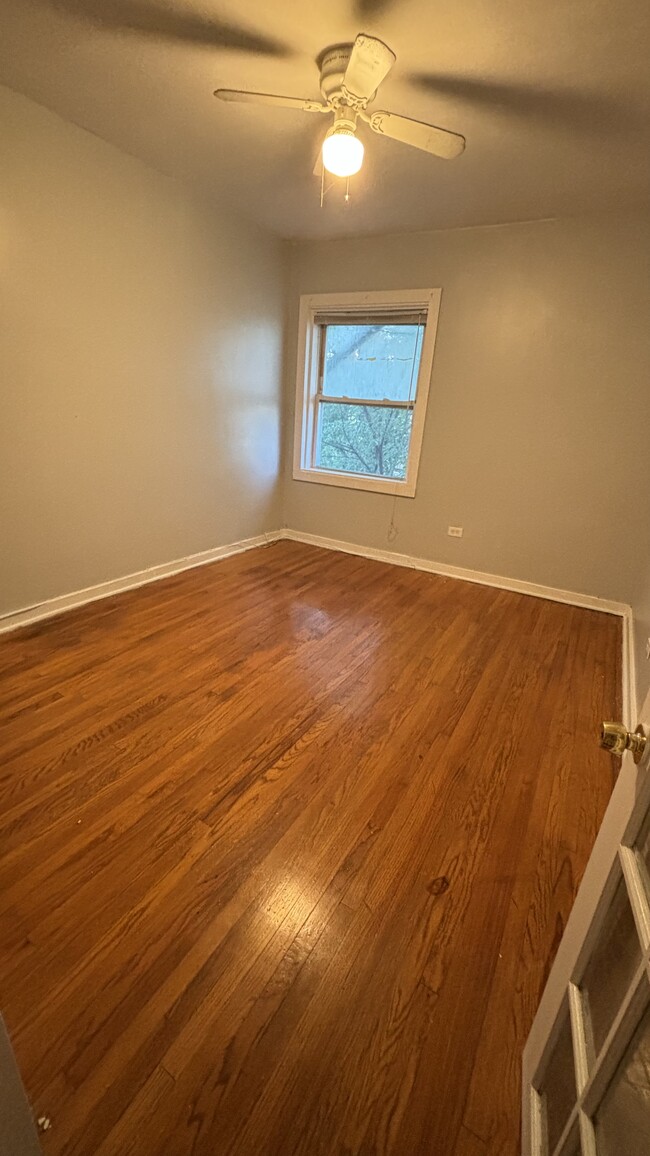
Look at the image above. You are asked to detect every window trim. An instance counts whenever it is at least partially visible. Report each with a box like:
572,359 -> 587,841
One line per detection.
292,288 -> 442,498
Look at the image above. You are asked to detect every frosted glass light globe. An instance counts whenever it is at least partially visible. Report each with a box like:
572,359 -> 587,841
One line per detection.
322,128 -> 364,178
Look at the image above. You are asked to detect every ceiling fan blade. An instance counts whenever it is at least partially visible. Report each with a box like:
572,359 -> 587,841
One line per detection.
44,0 -> 292,57
410,73 -> 635,132
364,110 -> 466,158
342,34 -> 396,102
354,0 -> 395,17
215,90 -> 328,114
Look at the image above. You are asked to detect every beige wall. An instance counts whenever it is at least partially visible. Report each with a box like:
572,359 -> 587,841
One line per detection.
0,85 -> 284,616
283,213 -> 650,607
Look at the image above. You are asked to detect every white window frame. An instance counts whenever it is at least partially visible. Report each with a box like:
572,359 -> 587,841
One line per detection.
292,288 -> 441,498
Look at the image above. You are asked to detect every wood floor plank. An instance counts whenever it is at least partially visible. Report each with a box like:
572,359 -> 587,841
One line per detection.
0,541 -> 621,1155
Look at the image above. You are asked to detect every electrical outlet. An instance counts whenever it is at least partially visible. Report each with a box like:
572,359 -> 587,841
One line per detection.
646,637 -> 650,662
448,526 -> 463,538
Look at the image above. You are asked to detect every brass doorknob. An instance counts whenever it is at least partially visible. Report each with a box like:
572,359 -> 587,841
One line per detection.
600,722 -> 647,763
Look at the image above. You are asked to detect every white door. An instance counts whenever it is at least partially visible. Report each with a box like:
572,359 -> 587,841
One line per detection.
522,694 -> 650,1155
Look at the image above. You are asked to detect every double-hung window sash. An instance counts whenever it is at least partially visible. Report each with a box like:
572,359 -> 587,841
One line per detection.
311,308 -> 427,479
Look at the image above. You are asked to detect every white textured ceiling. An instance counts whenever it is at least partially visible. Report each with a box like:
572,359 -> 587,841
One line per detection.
1,0 -> 649,238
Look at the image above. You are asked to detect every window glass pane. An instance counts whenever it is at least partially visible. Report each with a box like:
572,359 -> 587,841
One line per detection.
540,1011 -> 577,1154
581,876 -> 642,1057
315,403 -> 413,479
594,995 -> 650,1155
321,324 -> 424,402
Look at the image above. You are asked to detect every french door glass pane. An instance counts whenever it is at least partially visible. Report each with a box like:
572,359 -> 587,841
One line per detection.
315,403 -> 413,479
541,1012 -> 577,1154
567,1127 -> 581,1156
581,876 -> 643,1057
556,1116 -> 581,1156
321,324 -> 424,401
594,997 -> 650,1154
637,809 -> 650,884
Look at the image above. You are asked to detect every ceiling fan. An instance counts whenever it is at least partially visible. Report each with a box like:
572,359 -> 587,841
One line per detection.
215,34 -> 466,179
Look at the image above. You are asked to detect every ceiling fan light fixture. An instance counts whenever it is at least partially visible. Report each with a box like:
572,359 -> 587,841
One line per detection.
322,126 -> 364,178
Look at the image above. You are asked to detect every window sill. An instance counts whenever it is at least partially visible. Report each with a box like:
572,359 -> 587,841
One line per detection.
293,466 -> 417,498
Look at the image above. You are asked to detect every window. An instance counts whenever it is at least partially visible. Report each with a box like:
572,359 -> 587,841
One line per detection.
293,289 -> 441,497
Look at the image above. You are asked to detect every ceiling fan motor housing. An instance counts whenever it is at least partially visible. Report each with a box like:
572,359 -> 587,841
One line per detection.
318,44 -> 355,105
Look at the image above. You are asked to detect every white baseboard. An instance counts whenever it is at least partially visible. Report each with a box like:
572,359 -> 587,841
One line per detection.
0,530 -> 282,634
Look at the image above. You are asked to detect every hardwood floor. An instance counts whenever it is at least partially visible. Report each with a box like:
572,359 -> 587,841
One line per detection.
0,541 -> 621,1156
